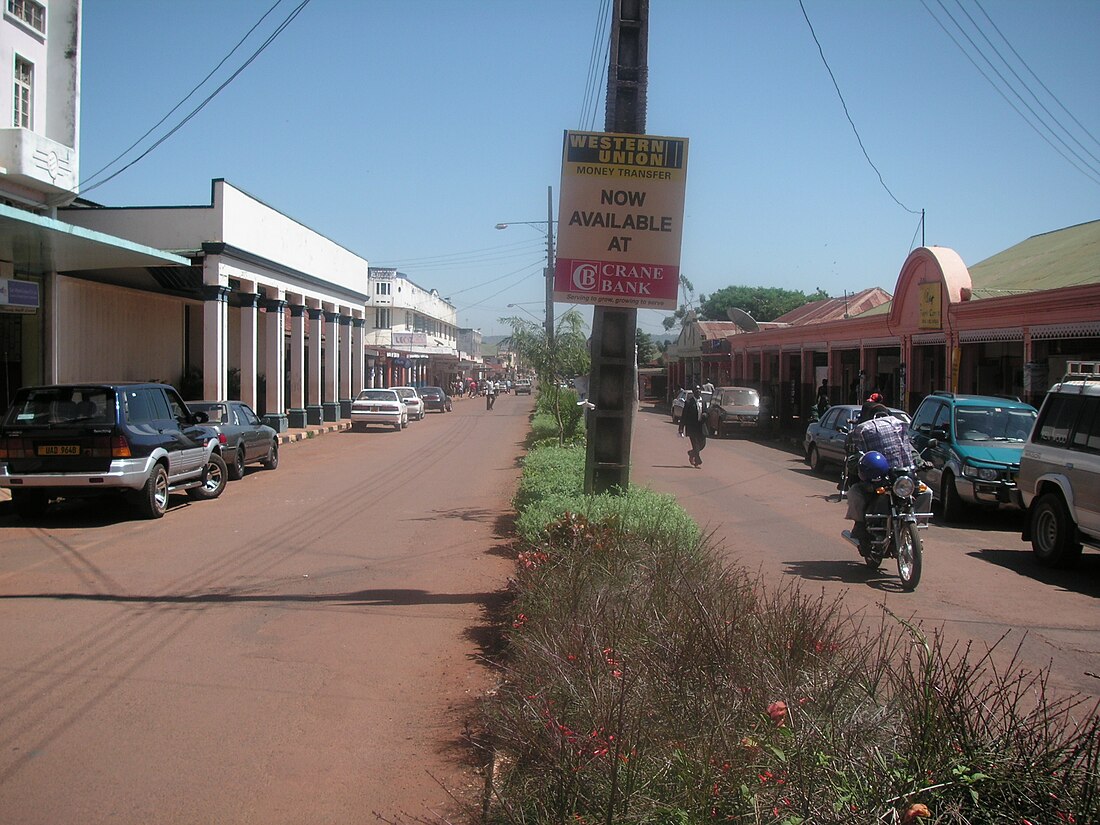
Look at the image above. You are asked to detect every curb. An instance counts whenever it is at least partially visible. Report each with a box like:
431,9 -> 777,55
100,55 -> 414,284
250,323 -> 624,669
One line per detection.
278,420 -> 352,444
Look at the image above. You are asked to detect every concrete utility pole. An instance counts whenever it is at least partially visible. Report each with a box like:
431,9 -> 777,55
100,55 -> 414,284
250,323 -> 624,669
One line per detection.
584,0 -> 648,495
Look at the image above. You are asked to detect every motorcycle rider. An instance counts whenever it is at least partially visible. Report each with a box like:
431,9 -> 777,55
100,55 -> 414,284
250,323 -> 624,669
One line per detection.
845,402 -> 927,552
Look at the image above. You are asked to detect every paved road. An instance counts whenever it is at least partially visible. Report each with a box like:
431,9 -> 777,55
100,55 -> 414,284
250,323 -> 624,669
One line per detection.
0,393 -> 533,825
631,403 -> 1100,703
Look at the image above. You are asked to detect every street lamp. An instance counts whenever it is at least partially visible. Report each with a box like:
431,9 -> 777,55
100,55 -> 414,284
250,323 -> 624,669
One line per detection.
495,184 -> 555,342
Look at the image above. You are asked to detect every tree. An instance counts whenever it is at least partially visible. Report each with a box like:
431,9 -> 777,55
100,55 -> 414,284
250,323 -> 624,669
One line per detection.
661,274 -> 697,330
635,328 -> 656,366
699,286 -> 830,323
499,308 -> 590,445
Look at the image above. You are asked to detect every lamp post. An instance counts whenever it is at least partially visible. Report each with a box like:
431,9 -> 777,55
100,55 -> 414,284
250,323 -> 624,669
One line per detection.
495,184 -> 555,342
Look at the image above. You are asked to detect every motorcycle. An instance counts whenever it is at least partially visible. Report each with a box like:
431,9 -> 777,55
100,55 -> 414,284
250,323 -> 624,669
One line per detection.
841,452 -> 933,591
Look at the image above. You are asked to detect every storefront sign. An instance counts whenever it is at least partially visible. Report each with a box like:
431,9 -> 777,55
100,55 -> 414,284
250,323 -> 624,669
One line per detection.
919,282 -> 942,329
554,130 -> 689,310
392,332 -> 427,346
0,278 -> 39,314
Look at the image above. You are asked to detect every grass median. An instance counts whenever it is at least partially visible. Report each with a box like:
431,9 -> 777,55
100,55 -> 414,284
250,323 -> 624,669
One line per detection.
477,408 -> 1098,824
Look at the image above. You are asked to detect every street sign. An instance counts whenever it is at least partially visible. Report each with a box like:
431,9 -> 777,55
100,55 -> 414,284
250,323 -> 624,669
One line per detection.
0,278 -> 39,314
554,130 -> 688,310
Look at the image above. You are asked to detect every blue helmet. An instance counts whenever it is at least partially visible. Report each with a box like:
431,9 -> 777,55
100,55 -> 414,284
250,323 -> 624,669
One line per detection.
859,451 -> 890,482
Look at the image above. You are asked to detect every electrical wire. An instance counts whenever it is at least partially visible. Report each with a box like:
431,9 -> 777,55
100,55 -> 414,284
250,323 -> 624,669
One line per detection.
923,0 -> 1100,185
799,0 -> 920,215
378,238 -> 546,269
578,0 -> 611,130
77,0 -> 287,192
74,0 -> 315,200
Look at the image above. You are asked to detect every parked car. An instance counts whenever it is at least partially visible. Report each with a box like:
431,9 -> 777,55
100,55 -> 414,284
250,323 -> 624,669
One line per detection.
351,388 -> 407,431
0,382 -> 227,520
391,386 -> 425,421
1018,361 -> 1100,566
514,379 -> 533,395
188,400 -> 279,480
705,386 -> 761,437
908,392 -> 1037,522
804,403 -> 910,473
671,387 -> 712,424
418,386 -> 452,413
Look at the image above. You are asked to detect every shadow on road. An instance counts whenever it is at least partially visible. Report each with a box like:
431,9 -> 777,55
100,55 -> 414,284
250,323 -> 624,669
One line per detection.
782,557 -> 912,593
968,548 -> 1100,598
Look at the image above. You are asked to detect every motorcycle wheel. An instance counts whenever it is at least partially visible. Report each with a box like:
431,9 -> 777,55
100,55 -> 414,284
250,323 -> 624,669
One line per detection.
896,523 -> 922,591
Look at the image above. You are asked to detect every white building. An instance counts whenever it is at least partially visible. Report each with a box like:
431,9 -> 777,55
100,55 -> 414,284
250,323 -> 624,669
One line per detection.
365,267 -> 460,389
1,0 -> 191,411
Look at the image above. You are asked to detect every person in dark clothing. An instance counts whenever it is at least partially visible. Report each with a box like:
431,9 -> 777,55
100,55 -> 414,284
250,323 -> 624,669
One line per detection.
678,385 -> 709,467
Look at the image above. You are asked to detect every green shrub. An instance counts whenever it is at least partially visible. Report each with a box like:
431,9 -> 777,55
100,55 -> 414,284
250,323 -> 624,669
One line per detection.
482,441 -> 1100,825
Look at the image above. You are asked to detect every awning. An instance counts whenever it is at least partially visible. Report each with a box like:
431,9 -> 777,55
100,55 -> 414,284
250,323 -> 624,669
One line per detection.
0,202 -> 191,275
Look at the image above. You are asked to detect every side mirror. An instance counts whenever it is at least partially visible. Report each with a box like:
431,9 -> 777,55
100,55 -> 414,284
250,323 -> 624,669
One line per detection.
927,438 -> 939,449
932,426 -> 949,440
838,424 -> 850,434
192,411 -> 209,424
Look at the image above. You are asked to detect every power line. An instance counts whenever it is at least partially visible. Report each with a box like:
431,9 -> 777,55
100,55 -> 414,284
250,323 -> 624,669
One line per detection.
78,0 -> 287,192
923,0 -> 1100,186
73,0 -> 314,201
798,0 -> 921,215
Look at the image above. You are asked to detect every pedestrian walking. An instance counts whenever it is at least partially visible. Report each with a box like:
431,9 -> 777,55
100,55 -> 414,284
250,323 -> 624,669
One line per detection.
678,385 -> 709,467
485,379 -> 497,410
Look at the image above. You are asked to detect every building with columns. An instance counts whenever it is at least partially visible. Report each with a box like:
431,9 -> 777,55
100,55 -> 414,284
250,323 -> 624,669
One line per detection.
61,180 -> 370,430
674,220 -> 1100,432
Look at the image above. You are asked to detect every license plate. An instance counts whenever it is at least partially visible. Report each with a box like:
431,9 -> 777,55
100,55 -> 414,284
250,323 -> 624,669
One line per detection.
38,445 -> 80,456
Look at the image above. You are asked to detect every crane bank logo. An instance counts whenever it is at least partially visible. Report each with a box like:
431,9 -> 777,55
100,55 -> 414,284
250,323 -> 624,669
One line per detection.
570,261 -> 600,292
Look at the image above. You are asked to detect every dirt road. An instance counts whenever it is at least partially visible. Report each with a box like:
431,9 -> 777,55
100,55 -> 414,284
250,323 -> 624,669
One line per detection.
0,393 -> 534,824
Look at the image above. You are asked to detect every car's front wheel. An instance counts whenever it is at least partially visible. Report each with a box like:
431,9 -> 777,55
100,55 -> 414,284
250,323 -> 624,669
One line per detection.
808,445 -> 823,474
1030,493 -> 1082,567
940,472 -> 965,523
260,440 -> 279,470
188,453 -> 228,500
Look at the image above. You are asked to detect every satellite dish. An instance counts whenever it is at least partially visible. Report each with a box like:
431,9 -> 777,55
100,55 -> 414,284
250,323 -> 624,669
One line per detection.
727,307 -> 759,332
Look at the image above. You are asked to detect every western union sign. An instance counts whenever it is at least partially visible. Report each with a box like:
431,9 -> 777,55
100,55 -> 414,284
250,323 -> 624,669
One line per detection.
554,130 -> 689,310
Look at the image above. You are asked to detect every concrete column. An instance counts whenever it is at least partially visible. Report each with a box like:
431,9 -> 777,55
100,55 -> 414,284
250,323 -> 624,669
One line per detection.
262,297 -> 288,432
307,307 -> 324,425
322,311 -> 340,422
239,292 -> 259,407
202,284 -> 230,400
287,304 -> 307,427
339,314 -> 353,417
351,319 -> 366,396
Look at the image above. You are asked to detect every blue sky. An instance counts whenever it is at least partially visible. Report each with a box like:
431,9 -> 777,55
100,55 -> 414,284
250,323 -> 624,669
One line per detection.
77,0 -> 1100,337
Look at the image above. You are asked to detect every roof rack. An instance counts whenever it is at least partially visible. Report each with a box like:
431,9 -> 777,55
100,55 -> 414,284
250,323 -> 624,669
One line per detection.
1062,361 -> 1100,384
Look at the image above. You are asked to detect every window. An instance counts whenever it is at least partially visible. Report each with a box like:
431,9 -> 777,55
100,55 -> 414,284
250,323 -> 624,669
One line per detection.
375,282 -> 391,296
13,56 -> 33,129
1069,396 -> 1099,453
911,399 -> 942,432
1036,395 -> 1079,446
8,0 -> 45,34
375,307 -> 390,329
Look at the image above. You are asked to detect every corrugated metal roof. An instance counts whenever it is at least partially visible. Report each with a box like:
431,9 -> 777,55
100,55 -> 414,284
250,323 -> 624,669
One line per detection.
773,287 -> 891,324
966,219 -> 1100,297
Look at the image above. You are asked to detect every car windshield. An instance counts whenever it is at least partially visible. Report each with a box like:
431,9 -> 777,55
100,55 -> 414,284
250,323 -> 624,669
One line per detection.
359,390 -> 397,401
954,406 -> 1036,441
722,389 -> 758,406
189,403 -> 228,423
5,387 -> 114,426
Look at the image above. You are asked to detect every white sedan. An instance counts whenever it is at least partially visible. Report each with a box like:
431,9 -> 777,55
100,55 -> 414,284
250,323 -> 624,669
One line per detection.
391,386 -> 425,421
351,388 -> 408,431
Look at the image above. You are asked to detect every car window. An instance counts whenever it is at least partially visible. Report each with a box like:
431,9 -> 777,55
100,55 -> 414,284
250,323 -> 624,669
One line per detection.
192,403 -> 228,423
821,409 -> 839,429
1036,394 -> 1078,446
240,404 -> 261,426
723,389 -> 757,406
1073,396 -> 1100,452
360,390 -> 397,401
161,390 -> 188,422
911,400 -> 941,432
123,389 -> 159,424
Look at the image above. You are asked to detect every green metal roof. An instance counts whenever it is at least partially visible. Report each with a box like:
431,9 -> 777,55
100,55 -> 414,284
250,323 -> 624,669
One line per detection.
966,219 -> 1100,299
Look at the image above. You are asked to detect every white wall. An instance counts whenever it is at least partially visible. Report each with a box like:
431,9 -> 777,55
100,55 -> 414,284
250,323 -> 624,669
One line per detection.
55,276 -> 189,384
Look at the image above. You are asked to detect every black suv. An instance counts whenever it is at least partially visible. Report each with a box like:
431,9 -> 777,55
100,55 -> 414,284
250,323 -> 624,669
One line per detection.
0,383 -> 227,520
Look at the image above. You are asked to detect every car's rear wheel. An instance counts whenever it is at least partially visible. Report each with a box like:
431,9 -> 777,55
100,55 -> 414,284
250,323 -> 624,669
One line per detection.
133,463 -> 169,519
229,447 -> 246,481
12,490 -> 49,521
1030,492 -> 1082,567
188,453 -> 227,500
260,440 -> 279,470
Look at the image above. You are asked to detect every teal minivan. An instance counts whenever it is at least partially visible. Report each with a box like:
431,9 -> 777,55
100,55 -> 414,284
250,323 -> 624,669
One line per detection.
908,392 -> 1038,522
